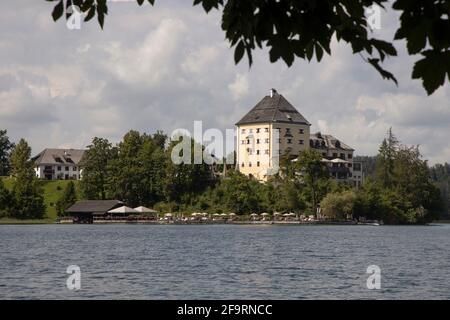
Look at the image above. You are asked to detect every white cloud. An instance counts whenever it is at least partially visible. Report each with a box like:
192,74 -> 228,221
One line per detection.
228,73 -> 249,101
0,0 -> 449,164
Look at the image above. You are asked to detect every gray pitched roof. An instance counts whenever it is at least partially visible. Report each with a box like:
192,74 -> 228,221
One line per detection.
236,89 -> 311,126
32,148 -> 86,166
66,200 -> 124,214
310,132 -> 354,151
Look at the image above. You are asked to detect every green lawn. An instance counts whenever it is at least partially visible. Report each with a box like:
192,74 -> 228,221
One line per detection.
1,177 -> 80,222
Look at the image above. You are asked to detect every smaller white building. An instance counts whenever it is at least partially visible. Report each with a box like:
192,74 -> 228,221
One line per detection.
32,148 -> 85,180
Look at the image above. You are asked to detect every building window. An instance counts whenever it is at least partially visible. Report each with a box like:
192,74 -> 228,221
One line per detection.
265,149 -> 269,154
348,154 -> 353,159
348,163 -> 352,168
65,166 -> 69,171
340,153 -> 345,159
256,139 -> 260,144
73,166 -> 77,171
57,166 -> 61,171
278,150 -> 282,154
241,129 -> 246,134
299,129 -> 304,134
249,129 -> 253,133
256,150 -> 260,155
265,128 -> 269,132
247,148 -> 252,155
322,153 -> 327,157
241,162 -> 245,167
249,162 -> 252,167
333,153 -> 338,158
256,128 -> 260,133
299,140 -> 304,145
286,128 -> 291,133
287,139 -> 292,144
257,161 -> 260,167
265,138 -> 269,143
278,138 -> 282,143
247,139 -> 250,144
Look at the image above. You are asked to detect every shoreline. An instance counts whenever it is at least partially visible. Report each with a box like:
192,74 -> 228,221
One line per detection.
1,218 -> 446,226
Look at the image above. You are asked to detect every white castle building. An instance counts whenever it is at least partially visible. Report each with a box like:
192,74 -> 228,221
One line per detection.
235,89 -> 363,187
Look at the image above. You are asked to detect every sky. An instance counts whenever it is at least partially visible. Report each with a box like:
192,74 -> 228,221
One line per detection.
0,0 -> 449,164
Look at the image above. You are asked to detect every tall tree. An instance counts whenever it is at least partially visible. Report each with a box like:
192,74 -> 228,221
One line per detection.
376,128 -> 399,188
0,129 -> 14,176
10,139 -> 45,219
107,130 -> 166,207
164,137 -> 215,206
80,137 -> 115,200
293,149 -> 329,210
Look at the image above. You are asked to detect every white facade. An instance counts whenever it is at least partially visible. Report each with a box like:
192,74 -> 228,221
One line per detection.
235,90 -> 363,185
32,148 -> 85,180
34,164 -> 81,180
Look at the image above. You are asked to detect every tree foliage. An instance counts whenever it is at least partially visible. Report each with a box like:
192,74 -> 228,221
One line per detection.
56,181 -> 78,216
293,149 -> 330,210
0,129 -> 14,176
321,190 -> 357,220
9,139 -> 46,219
107,130 -> 167,207
356,129 -> 443,223
164,136 -> 215,207
46,0 -> 450,94
0,179 -> 13,217
79,137 -> 114,200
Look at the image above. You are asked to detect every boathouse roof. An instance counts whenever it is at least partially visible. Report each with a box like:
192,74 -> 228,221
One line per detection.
66,200 -> 124,215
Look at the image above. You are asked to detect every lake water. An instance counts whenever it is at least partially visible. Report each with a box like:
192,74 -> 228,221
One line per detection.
0,224 -> 449,299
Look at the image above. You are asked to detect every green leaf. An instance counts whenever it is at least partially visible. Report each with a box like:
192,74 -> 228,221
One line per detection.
234,40 -> 245,64
52,0 -> 64,22
412,50 -> 450,95
315,43 -> 324,62
84,6 -> 96,22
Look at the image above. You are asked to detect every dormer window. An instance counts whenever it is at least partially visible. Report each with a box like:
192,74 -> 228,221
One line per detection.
299,129 -> 304,134
241,129 -> 246,134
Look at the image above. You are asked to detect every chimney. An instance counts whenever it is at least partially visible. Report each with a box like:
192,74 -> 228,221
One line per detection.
270,88 -> 277,98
